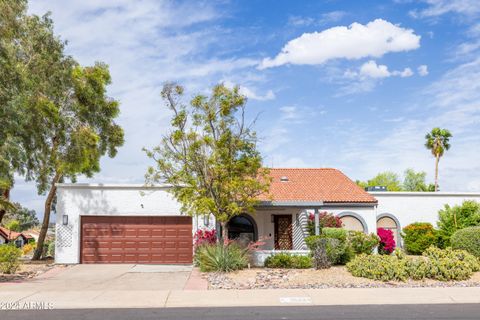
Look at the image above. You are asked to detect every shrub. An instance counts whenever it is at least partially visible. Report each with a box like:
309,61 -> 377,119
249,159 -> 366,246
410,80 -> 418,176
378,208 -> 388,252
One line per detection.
348,231 -> 379,255
195,243 -> 248,272
402,222 -> 438,255
193,228 -> 217,248
264,253 -> 312,269
0,245 -> 22,274
305,228 -> 353,265
347,247 -> 480,282
347,254 -> 409,282
437,201 -> 480,246
311,237 -> 342,269
377,228 -> 396,254
21,243 -> 34,256
307,212 -> 342,235
451,226 -> 480,257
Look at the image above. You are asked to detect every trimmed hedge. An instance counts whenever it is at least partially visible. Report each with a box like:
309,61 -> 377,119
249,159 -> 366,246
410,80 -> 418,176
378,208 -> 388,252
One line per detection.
264,253 -> 312,269
451,226 -> 480,257
402,222 -> 438,255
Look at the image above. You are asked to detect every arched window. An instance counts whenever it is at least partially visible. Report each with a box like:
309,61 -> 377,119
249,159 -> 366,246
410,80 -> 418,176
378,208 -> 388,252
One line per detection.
338,212 -> 368,233
227,214 -> 257,244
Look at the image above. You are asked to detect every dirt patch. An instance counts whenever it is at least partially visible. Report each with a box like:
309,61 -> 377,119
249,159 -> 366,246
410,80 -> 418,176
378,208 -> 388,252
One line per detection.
0,259 -> 63,283
205,267 -> 480,290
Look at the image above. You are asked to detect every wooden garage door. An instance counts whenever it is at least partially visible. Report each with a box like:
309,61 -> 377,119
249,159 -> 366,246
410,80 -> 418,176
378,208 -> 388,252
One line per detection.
81,216 -> 192,264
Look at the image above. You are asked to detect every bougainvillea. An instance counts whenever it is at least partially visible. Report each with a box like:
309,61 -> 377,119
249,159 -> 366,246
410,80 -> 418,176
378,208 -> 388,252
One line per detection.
307,211 -> 343,235
377,228 -> 396,254
194,228 -> 217,248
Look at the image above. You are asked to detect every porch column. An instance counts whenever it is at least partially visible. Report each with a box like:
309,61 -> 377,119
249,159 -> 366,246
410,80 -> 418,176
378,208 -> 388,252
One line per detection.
314,208 -> 320,235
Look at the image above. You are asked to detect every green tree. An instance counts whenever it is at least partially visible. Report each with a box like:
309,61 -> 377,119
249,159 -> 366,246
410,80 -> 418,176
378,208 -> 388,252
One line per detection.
5,220 -> 20,232
145,83 -> 270,241
30,61 -> 124,260
403,168 -> 429,191
366,171 -> 402,191
425,128 -> 452,192
437,201 -> 480,246
3,203 -> 39,231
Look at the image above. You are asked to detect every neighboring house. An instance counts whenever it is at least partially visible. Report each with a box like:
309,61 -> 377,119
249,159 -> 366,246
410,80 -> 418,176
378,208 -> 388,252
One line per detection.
54,168 -> 480,265
22,229 -> 40,242
0,226 -> 32,247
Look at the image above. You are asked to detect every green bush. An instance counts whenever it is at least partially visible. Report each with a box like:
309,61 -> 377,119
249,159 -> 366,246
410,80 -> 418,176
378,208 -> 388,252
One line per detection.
195,243 -> 248,272
402,222 -> 438,255
0,245 -> 22,274
451,226 -> 480,257
306,228 -> 354,264
310,237 -> 342,269
347,247 -> 480,282
348,231 -> 379,255
347,254 -> 409,282
437,201 -> 480,246
264,253 -> 312,269
322,227 -> 348,241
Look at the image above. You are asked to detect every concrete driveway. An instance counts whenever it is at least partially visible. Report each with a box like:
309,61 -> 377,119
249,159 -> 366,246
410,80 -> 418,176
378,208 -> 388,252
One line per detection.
4,264 -> 193,292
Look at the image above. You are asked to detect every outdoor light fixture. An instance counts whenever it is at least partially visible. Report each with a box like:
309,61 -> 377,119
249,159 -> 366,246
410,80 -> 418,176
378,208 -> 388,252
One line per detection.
203,215 -> 209,227
62,215 -> 68,225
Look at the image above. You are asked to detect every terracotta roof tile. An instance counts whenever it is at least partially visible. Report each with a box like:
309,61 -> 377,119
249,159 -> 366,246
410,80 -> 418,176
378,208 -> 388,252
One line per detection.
259,168 -> 377,204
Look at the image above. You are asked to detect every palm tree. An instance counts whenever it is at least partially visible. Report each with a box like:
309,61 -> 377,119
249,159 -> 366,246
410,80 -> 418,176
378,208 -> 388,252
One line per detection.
425,128 -> 452,192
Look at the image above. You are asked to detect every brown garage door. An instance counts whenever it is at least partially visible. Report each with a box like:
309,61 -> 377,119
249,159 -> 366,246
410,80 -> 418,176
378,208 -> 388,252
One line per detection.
81,216 -> 193,264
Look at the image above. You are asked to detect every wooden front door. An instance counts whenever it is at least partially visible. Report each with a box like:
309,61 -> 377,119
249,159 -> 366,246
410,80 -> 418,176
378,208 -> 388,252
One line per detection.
274,215 -> 293,250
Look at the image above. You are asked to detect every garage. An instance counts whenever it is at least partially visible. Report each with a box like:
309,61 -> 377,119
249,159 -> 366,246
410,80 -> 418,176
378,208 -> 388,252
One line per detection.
81,216 -> 193,264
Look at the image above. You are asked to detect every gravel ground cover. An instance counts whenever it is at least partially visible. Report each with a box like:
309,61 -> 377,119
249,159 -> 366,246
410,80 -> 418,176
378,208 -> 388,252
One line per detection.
205,266 -> 480,290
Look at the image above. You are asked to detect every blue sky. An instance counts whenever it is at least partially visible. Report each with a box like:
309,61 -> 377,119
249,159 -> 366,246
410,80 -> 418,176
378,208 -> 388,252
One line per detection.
12,0 -> 480,217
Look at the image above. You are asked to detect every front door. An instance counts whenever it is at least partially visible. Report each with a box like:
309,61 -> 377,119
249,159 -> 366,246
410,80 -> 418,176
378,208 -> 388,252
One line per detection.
274,215 -> 293,250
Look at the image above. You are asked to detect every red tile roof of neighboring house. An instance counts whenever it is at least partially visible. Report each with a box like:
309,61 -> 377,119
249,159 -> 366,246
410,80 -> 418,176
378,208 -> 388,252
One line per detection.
259,168 -> 377,204
0,226 -> 29,241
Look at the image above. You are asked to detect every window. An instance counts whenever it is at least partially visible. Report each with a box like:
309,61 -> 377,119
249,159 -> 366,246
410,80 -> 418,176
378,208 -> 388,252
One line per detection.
227,214 -> 257,245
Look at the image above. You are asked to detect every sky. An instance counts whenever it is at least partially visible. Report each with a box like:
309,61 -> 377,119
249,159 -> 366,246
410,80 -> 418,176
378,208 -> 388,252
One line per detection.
11,0 -> 480,218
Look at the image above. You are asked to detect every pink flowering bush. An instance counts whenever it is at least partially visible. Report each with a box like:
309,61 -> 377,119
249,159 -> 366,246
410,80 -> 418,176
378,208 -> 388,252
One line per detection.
307,211 -> 343,235
377,228 -> 396,254
194,228 -> 217,248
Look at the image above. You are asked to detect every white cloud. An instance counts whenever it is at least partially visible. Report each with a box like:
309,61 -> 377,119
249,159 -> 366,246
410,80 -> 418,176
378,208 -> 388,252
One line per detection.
418,65 -> 429,76
318,11 -> 347,25
259,19 -> 421,69
347,60 -> 414,79
223,80 -> 275,101
359,60 -> 392,78
410,0 -> 480,18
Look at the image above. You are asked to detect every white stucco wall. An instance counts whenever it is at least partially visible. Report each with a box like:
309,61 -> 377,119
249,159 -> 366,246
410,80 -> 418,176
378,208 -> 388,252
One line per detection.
0,235 -> 5,244
55,184 -> 187,264
372,192 -> 480,229
55,183 -> 480,265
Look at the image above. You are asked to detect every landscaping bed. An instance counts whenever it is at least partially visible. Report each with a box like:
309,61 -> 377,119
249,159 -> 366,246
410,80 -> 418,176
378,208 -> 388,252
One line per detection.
0,259 -> 59,282
205,267 -> 480,290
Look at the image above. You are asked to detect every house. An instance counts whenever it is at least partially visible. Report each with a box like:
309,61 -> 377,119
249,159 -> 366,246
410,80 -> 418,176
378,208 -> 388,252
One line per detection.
54,168 -> 480,265
0,226 -> 32,247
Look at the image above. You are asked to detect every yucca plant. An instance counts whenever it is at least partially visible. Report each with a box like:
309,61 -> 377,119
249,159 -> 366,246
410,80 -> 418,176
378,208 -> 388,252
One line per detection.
195,242 -> 248,272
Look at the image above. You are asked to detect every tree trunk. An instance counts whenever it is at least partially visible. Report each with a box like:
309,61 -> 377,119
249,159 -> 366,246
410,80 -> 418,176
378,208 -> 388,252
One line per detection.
0,188 -> 10,223
220,221 -> 228,244
434,153 -> 440,192
32,173 -> 61,260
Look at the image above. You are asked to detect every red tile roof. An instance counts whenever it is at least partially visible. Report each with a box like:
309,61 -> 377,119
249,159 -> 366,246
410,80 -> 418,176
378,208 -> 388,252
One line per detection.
259,168 -> 377,204
0,226 -> 29,241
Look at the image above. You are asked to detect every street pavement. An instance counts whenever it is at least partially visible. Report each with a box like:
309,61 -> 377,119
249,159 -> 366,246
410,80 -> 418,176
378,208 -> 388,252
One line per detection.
2,304 -> 480,320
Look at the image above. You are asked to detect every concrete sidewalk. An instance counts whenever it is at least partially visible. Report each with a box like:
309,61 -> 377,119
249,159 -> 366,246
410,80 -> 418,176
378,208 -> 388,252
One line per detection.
2,287 -> 480,309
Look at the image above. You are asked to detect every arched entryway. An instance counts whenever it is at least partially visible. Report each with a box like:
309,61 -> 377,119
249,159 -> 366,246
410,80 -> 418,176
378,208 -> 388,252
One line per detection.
338,212 -> 368,233
227,214 -> 257,245
377,214 -> 401,247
